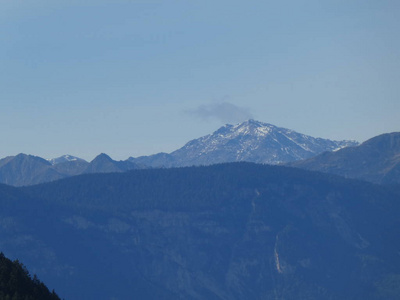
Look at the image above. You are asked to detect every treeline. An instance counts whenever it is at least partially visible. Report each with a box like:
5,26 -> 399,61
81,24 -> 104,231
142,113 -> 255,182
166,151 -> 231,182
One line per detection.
0,253 -> 61,300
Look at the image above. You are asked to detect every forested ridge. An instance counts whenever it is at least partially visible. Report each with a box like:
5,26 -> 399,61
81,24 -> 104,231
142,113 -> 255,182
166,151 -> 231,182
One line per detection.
0,163 -> 398,299
24,162 -> 400,212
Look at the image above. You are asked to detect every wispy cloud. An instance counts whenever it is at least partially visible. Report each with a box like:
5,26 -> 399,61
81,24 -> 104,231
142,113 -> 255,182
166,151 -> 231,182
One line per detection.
185,102 -> 253,124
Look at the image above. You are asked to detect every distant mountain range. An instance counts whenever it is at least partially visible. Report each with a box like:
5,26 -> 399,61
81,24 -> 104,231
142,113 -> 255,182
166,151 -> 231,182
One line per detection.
129,119 -> 358,167
2,120 -> 399,187
0,153 -> 144,187
0,120 -> 359,186
289,132 -> 400,184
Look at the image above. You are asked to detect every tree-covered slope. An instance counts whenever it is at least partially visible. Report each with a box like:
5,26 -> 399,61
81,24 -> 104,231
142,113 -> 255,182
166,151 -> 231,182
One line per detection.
0,252 -> 61,300
0,163 -> 398,299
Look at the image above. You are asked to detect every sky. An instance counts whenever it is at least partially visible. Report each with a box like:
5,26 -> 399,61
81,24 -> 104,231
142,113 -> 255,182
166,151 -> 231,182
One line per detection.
1,0 -> 399,161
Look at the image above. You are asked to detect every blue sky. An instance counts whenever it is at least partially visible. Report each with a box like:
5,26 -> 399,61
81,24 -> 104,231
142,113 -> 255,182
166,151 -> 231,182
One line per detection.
1,0 -> 399,161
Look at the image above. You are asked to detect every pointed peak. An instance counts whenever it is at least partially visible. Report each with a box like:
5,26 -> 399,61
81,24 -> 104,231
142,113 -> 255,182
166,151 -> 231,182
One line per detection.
91,153 -> 113,162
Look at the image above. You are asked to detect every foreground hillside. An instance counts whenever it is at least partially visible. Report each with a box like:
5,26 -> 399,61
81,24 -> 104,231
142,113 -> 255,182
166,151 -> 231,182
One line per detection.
0,252 -> 61,300
0,163 -> 398,299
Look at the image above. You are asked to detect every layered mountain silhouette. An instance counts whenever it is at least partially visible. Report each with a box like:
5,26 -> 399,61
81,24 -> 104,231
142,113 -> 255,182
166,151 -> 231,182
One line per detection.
0,153 -> 144,186
1,121 -> 398,299
129,120 -> 358,167
289,132 -> 400,184
0,163 -> 397,299
0,120 -> 358,186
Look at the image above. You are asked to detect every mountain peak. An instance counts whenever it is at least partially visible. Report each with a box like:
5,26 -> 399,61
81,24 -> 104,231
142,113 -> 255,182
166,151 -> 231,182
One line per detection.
83,153 -> 144,175
241,119 -> 271,127
234,119 -> 276,136
214,120 -> 275,140
91,153 -> 113,162
361,132 -> 400,151
131,120 -> 359,167
13,153 -> 52,165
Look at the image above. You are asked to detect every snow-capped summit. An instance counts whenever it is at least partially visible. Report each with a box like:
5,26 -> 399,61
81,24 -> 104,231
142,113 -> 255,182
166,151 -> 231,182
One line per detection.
48,155 -> 86,165
130,120 -> 359,167
213,119 -> 274,139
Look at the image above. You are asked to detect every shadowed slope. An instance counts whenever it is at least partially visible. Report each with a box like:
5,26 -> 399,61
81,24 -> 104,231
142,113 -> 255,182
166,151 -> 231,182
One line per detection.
289,132 -> 400,184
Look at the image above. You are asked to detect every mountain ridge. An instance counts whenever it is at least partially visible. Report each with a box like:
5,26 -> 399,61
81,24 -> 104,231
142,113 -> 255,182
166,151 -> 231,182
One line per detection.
289,132 -> 400,184
0,120 -> 359,186
0,153 -> 145,186
129,119 -> 358,167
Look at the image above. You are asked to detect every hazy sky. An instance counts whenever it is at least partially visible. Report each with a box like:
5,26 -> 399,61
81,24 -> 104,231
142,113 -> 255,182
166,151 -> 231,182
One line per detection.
1,0 -> 399,161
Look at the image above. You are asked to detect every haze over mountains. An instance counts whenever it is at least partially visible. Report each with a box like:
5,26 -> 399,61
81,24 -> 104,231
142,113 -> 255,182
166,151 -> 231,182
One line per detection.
0,120 -> 359,186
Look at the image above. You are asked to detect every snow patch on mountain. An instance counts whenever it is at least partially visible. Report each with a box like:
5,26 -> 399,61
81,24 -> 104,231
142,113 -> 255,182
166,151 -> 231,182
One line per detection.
48,155 -> 86,165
